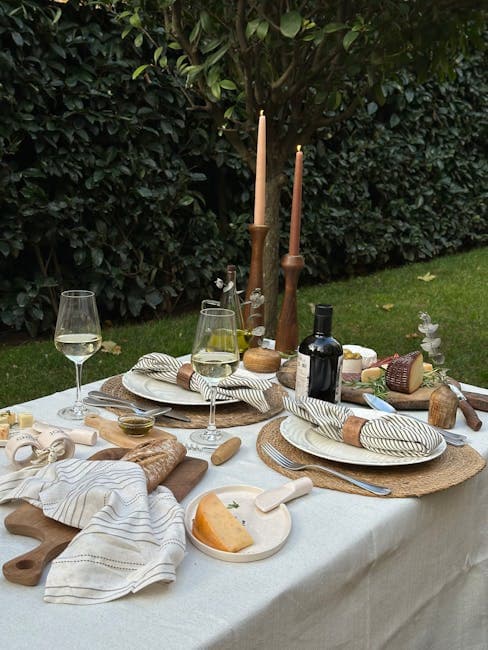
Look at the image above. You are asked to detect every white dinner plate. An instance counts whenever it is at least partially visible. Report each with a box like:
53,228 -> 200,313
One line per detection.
122,370 -> 239,406
185,485 -> 292,562
280,415 -> 447,467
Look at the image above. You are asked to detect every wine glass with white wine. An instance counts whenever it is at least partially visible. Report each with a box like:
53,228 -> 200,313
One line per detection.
190,305 -> 240,447
54,290 -> 102,420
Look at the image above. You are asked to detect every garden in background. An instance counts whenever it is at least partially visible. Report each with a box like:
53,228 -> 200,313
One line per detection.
0,1 -> 486,404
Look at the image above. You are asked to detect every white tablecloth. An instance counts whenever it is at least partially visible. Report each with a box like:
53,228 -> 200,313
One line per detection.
1,377 -> 487,649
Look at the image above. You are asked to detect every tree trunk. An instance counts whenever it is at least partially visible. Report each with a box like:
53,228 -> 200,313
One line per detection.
263,164 -> 287,338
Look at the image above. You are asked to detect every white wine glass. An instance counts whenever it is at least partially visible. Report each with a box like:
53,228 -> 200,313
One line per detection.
190,305 -> 240,447
54,290 -> 102,420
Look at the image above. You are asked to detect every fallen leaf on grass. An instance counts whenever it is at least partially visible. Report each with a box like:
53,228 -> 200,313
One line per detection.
405,332 -> 420,339
381,303 -> 394,311
308,302 -> 315,314
100,340 -> 122,355
417,272 -> 436,282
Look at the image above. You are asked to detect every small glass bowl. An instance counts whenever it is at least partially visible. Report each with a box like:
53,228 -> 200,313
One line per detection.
118,414 -> 155,437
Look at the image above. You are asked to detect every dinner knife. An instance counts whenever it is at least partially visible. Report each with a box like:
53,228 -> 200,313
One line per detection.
448,384 -> 482,431
84,397 -> 191,423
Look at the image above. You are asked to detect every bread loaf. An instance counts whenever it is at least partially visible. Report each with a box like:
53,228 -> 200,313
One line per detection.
121,438 -> 186,492
385,351 -> 424,394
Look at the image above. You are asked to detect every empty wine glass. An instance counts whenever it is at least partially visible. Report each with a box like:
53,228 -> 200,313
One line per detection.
54,290 -> 102,420
190,305 -> 240,447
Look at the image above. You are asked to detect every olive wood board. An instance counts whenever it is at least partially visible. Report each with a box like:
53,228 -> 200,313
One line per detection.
85,413 -> 176,448
2,448 -> 207,586
277,358 -> 488,411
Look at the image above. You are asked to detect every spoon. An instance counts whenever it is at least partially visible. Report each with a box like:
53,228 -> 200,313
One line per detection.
362,393 -> 467,446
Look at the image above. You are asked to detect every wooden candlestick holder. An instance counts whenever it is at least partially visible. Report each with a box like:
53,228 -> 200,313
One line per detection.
244,223 -> 269,327
275,253 -> 304,353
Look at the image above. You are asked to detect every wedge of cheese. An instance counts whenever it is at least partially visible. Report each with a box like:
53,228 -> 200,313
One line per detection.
192,492 -> 254,553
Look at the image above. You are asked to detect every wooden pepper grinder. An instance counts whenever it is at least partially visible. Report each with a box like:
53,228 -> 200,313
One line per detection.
428,384 -> 458,429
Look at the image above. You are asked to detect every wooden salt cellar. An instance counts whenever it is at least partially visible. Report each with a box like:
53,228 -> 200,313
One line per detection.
275,253 -> 304,353
428,384 -> 458,429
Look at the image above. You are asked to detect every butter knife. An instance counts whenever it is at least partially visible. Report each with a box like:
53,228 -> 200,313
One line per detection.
448,384 -> 482,431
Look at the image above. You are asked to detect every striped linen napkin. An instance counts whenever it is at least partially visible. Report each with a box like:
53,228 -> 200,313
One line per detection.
283,396 -> 444,457
131,352 -> 272,413
0,458 -> 185,604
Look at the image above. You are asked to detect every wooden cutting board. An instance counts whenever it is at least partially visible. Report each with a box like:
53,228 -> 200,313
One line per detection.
2,448 -> 207,586
85,414 -> 176,448
277,358 -> 488,411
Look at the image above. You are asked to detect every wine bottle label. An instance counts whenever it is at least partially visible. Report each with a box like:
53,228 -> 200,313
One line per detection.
335,354 -> 344,403
295,352 -> 310,399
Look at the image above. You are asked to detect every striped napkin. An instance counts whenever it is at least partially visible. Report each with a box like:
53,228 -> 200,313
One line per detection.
283,396 -> 443,457
132,353 -> 272,413
0,458 -> 185,604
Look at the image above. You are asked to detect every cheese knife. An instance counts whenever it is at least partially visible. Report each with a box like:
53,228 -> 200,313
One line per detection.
448,384 -> 482,431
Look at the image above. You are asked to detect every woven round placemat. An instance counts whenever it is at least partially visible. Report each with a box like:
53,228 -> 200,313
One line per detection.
100,375 -> 286,428
256,417 -> 486,498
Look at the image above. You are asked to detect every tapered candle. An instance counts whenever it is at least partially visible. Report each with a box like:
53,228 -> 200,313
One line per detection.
253,111 -> 266,225
288,145 -> 303,256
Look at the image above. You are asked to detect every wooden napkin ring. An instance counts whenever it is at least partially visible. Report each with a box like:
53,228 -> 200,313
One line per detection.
342,415 -> 368,447
176,363 -> 194,390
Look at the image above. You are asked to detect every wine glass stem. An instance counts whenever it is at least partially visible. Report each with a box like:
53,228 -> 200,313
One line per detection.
73,361 -> 84,414
206,383 -> 218,439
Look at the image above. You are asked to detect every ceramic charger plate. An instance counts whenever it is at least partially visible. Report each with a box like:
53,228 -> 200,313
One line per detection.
185,485 -> 292,562
122,370 -> 239,406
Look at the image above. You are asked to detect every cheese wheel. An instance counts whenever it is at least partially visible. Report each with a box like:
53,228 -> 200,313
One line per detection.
192,492 -> 254,553
385,351 -> 424,394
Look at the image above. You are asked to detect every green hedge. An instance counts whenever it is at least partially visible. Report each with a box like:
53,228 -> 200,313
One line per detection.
0,0 -> 223,335
0,1 -> 486,335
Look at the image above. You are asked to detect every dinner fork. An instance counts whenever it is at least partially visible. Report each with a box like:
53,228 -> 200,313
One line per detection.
82,397 -> 172,419
261,442 -> 391,496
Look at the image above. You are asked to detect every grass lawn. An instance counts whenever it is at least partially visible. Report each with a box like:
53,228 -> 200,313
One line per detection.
1,247 -> 487,408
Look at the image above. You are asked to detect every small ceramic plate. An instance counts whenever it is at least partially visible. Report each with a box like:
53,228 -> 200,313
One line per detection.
280,415 -> 447,467
185,485 -> 292,562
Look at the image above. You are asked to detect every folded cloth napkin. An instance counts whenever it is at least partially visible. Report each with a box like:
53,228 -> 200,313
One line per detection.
283,396 -> 444,457
132,352 -> 273,413
0,458 -> 185,604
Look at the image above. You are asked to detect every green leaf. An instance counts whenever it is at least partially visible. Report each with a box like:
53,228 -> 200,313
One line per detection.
134,33 -> 143,48
256,20 -> 269,40
327,91 -> 342,110
132,64 -> 149,80
280,11 -> 302,38
189,22 -> 201,44
224,106 -> 234,119
323,22 -> 347,34
343,31 -> 360,51
52,8 -> 62,25
153,46 -> 163,64
206,43 -> 229,66
390,113 -> 400,128
210,82 -> 221,100
245,19 -> 260,39
129,13 -> 141,28
220,79 -> 237,90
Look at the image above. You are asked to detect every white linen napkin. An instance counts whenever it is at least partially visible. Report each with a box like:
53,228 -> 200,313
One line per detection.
0,458 -> 185,604
283,396 -> 444,457
131,352 -> 272,412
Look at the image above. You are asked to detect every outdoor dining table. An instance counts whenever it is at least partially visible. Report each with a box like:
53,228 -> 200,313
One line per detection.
1,366 -> 487,650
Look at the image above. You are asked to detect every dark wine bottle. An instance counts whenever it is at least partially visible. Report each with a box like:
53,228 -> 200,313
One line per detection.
295,304 -> 343,403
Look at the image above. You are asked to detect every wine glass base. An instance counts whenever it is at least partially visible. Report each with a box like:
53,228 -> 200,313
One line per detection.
189,429 -> 232,448
57,405 -> 97,421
